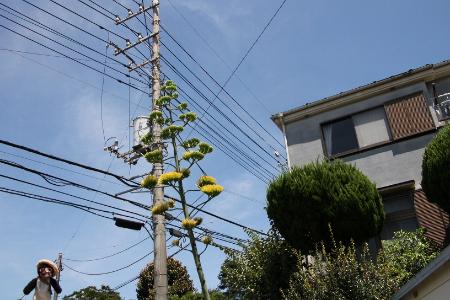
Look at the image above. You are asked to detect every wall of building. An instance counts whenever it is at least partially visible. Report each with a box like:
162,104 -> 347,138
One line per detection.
402,260 -> 450,300
285,81 -> 436,188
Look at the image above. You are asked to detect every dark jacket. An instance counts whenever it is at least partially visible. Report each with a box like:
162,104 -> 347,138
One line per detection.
23,277 -> 62,295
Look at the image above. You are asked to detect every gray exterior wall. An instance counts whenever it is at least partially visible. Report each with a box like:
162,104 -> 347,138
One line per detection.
285,80 -> 440,189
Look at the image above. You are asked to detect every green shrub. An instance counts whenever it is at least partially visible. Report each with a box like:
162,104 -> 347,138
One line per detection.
267,160 -> 384,253
382,229 -> 439,286
282,242 -> 399,300
137,258 -> 193,299
422,125 -> 450,214
218,229 -> 297,299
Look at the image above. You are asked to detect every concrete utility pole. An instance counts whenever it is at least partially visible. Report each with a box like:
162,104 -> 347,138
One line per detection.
53,253 -> 62,300
150,1 -> 168,299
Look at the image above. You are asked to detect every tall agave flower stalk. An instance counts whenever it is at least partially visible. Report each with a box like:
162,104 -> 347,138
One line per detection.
140,80 -> 223,300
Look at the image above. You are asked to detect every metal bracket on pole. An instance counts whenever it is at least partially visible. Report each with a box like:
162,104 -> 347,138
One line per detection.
115,3 -> 159,25
114,33 -> 156,56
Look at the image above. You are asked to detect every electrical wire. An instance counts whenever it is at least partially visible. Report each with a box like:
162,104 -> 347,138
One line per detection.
165,0 -> 272,114
0,140 -> 267,236
64,236 -> 150,262
63,251 -> 152,275
0,24 -> 149,95
14,0 -> 280,180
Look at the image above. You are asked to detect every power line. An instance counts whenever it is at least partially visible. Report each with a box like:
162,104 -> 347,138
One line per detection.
0,173 -> 148,221
0,139 -> 137,187
165,0 -> 272,114
202,0 -> 288,109
63,251 -> 153,276
81,0 -> 285,160
0,23 -> 149,95
0,10 -> 147,86
21,0 -> 280,179
157,21 -> 286,154
64,236 -> 150,262
0,140 -> 267,235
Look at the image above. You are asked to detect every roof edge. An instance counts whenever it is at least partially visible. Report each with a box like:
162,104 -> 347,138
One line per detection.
272,59 -> 450,128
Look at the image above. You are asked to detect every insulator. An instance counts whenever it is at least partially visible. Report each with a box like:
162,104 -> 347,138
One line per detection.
128,9 -> 133,16
115,15 -> 121,22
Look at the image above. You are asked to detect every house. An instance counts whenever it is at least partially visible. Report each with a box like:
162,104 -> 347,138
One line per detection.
392,244 -> 450,300
272,60 -> 450,246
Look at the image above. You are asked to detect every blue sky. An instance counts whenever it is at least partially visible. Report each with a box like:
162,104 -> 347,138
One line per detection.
1,0 -> 450,299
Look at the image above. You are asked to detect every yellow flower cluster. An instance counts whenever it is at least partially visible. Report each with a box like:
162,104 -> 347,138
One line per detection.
193,217 -> 203,226
180,168 -> 191,179
182,151 -> 204,161
140,175 -> 158,189
202,236 -> 212,245
179,112 -> 197,123
149,110 -> 164,124
197,176 -> 217,187
172,239 -> 180,247
200,184 -> 224,197
167,199 -> 176,208
144,149 -> 163,164
158,171 -> 183,185
198,142 -> 213,154
152,202 -> 168,215
182,218 -> 199,229
182,138 -> 200,149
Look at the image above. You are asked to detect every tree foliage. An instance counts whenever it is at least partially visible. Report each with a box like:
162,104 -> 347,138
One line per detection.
422,124 -> 450,214
267,160 -> 385,253
382,229 -> 439,286
63,285 -> 121,300
218,229 -> 297,299
136,257 -> 194,300
170,290 -> 229,300
282,242 -> 399,300
282,228 -> 439,299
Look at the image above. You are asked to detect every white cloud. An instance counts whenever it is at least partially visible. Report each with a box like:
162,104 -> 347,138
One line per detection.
171,0 -> 250,38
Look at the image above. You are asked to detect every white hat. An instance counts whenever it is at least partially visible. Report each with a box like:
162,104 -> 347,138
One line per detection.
36,259 -> 59,276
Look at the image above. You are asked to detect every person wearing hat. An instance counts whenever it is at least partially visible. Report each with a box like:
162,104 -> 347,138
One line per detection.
22,259 -> 62,300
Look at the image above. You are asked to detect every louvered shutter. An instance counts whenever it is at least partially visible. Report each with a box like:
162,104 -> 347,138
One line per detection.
384,93 -> 434,140
414,190 -> 449,247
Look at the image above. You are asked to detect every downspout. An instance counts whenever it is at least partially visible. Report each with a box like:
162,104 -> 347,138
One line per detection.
277,113 -> 291,170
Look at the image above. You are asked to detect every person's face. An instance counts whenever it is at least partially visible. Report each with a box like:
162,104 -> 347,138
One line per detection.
38,266 -> 54,278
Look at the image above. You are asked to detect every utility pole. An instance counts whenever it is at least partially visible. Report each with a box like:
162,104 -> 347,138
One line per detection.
53,253 -> 62,300
109,1 -> 167,297
150,1 -> 168,299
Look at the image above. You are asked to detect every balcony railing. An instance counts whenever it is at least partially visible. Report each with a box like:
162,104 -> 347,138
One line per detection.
434,93 -> 450,121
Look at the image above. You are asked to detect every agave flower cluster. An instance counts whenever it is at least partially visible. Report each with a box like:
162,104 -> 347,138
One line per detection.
197,175 -> 224,198
139,80 -> 222,300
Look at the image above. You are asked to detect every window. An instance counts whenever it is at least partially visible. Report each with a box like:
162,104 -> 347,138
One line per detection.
322,107 -> 390,156
380,190 -> 418,240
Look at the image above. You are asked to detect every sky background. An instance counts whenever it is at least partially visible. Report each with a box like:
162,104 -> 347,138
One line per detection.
1,0 -> 450,299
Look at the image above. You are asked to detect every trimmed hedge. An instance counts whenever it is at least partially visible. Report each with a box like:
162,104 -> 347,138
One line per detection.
266,160 -> 384,253
422,125 -> 450,214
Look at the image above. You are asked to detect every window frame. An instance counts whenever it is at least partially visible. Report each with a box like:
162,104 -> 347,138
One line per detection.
320,105 -> 393,158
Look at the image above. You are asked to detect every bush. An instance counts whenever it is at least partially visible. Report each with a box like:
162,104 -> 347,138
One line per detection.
267,160 -> 385,253
218,229 -> 297,299
63,285 -> 121,300
282,242 -> 399,300
137,258 -> 193,299
422,125 -> 450,214
282,228 -> 440,300
382,229 -> 439,286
